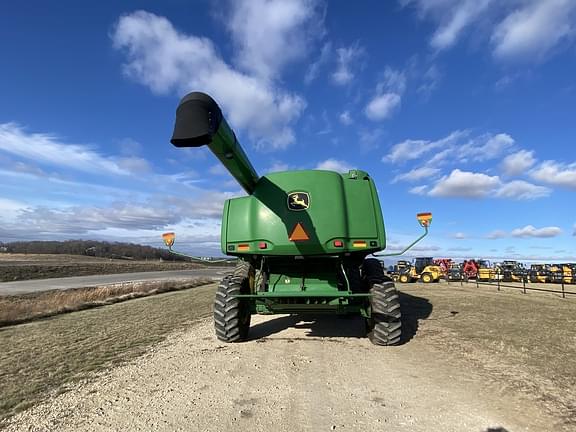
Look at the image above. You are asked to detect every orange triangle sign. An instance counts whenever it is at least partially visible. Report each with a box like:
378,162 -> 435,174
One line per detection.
289,223 -> 309,241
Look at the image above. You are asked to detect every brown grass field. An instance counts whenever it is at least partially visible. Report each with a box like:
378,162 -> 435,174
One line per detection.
0,278 -> 213,326
0,253 -> 207,282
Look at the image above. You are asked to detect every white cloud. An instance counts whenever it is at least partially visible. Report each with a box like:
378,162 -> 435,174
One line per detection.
0,123 -> 140,176
426,169 -> 550,200
315,158 -> 353,172
429,169 -> 500,198
530,161 -> 576,189
392,166 -> 440,183
384,130 -> 514,166
492,0 -> 576,61
365,94 -> 401,121
365,67 -> 406,121
511,225 -> 562,238
226,0 -> 324,80
495,180 -> 550,200
112,10 -> 307,150
305,42 -> 332,84
339,110 -> 353,125
501,149 -> 536,175
402,0 -> 576,62
452,232 -> 466,239
573,223 -> 576,236
384,130 -> 467,164
332,42 -> 364,85
486,230 -> 507,239
409,185 -> 428,195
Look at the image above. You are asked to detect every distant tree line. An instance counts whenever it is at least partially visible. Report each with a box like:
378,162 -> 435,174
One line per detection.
0,240 -> 188,261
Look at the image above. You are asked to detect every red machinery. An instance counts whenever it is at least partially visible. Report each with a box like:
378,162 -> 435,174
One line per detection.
433,258 -> 453,276
462,260 -> 479,279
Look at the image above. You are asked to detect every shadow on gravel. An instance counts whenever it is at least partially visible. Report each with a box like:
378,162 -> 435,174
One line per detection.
399,291 -> 433,344
248,314 -> 366,341
248,291 -> 433,344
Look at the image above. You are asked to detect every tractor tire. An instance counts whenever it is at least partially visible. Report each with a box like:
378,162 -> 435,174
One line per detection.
421,272 -> 433,284
213,261 -> 253,342
399,274 -> 410,284
366,281 -> 402,346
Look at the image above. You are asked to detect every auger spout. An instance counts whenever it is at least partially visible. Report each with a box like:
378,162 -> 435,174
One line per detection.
170,92 -> 259,194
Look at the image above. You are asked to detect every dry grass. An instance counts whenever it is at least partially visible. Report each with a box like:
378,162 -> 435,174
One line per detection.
0,278 -> 213,326
0,283 -> 217,421
400,282 -> 576,426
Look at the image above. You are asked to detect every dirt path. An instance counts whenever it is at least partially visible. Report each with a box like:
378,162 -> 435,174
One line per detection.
2,313 -> 565,432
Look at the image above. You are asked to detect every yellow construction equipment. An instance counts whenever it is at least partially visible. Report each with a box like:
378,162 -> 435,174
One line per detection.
398,257 -> 442,284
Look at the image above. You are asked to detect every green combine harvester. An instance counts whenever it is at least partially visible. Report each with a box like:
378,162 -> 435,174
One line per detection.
164,92 -> 432,346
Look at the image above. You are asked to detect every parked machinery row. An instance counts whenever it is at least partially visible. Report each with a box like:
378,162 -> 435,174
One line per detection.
386,258 -> 576,284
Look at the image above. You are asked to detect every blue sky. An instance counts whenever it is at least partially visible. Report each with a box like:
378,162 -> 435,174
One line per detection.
0,0 -> 575,262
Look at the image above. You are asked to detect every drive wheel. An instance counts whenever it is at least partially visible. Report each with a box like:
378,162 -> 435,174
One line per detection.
421,272 -> 433,284
399,274 -> 410,283
365,280 -> 401,346
213,261 -> 253,342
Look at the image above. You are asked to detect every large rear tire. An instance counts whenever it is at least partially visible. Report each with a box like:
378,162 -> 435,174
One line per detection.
213,261 -> 253,342
366,280 -> 402,346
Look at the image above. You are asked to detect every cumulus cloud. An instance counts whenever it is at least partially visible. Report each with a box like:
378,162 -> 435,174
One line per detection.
0,123 -> 143,176
225,0 -> 324,80
501,150 -> 536,175
530,161 -> 576,189
451,232 -> 466,239
428,169 -> 500,198
332,42 -> 364,85
112,10 -> 309,150
392,166 -> 440,183
365,67 -> 406,121
510,225 -> 562,238
426,169 -> 549,200
315,158 -> 353,173
495,180 -> 550,200
401,0 -> 576,62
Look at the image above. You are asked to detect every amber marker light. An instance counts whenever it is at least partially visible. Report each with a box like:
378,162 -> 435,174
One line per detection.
162,232 -> 175,249
416,212 -> 433,228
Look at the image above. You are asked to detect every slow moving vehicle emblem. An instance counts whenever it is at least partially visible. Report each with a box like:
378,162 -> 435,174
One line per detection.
288,192 -> 310,211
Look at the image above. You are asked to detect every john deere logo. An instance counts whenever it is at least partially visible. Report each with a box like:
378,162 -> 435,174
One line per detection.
288,192 -> 310,211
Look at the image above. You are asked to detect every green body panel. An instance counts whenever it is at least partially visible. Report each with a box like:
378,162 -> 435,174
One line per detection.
221,169 -> 386,256
206,120 -> 258,194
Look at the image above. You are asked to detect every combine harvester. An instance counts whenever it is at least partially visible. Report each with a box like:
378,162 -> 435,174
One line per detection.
163,92 -> 432,346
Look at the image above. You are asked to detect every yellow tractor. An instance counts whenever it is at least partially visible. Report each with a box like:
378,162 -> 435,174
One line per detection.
477,260 -> 499,281
398,257 -> 442,284
529,264 -> 552,283
549,264 -> 576,284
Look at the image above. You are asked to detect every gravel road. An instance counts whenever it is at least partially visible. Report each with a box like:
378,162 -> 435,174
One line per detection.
0,268 -> 230,296
3,314 -> 561,432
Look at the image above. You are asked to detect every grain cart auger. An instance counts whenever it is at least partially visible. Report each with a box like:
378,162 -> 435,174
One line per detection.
165,92 -> 432,346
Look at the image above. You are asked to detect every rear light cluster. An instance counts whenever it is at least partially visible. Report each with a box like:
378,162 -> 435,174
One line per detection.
333,240 -> 343,247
